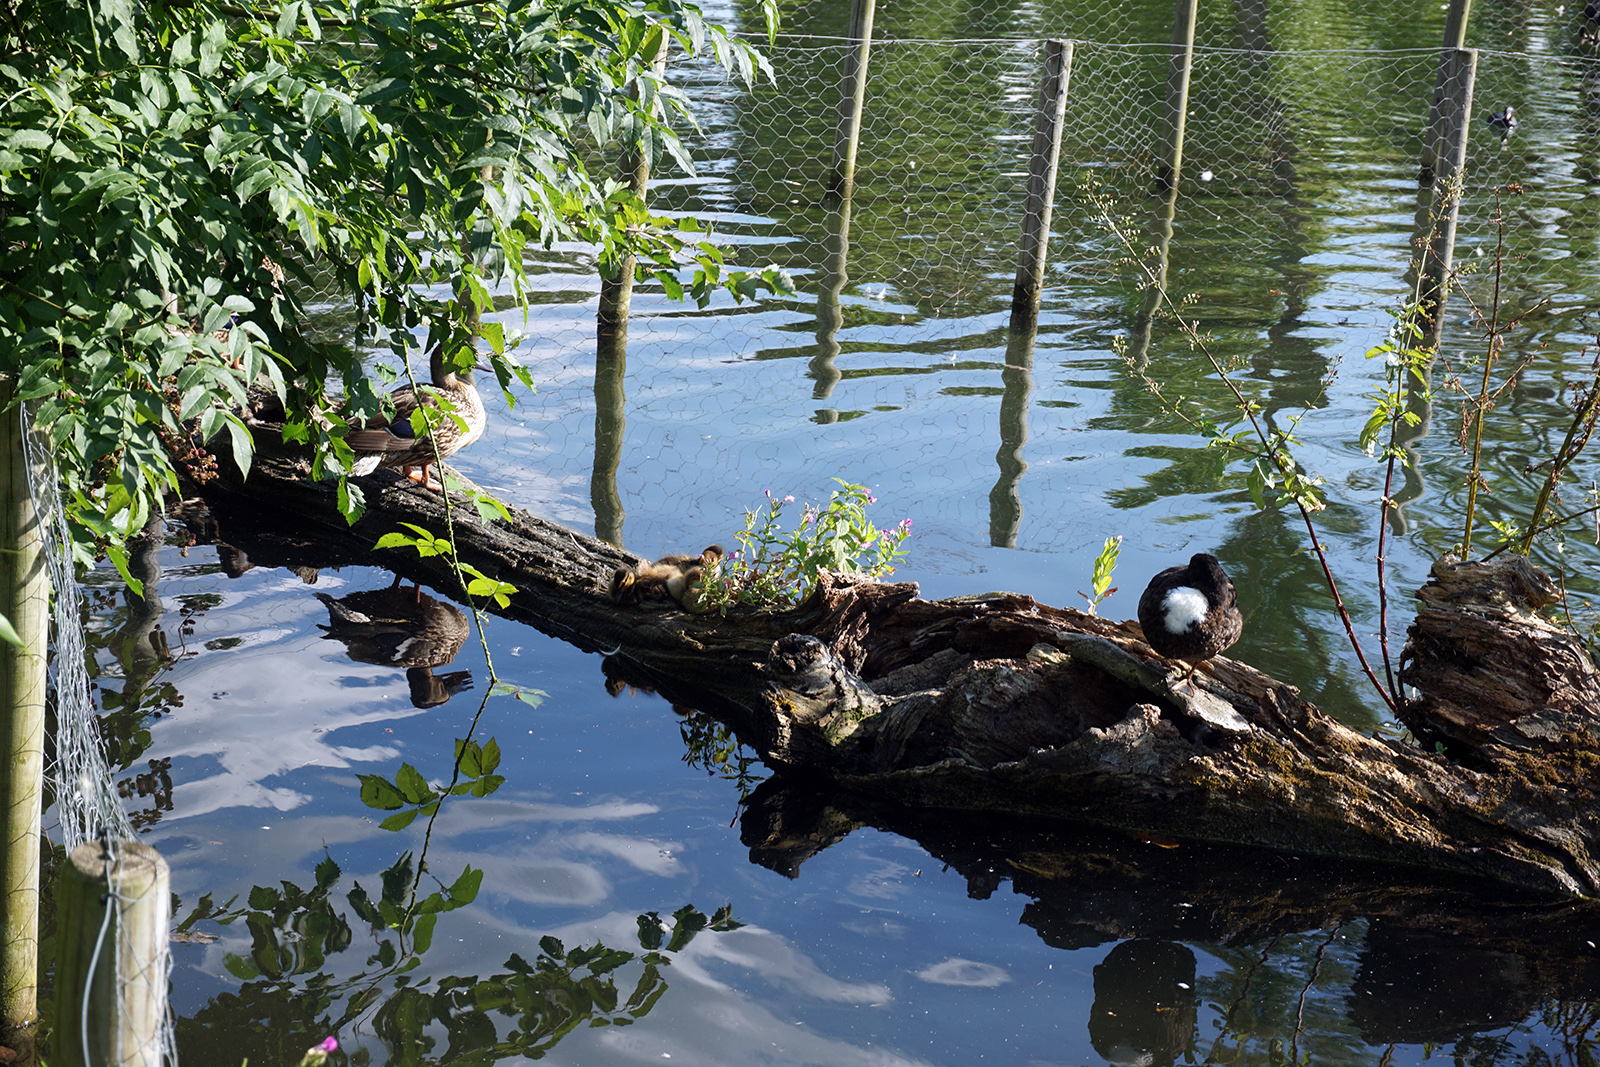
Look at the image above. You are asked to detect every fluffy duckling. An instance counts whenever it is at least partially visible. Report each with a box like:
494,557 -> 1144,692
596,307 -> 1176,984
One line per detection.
1136,552 -> 1243,688
610,545 -> 724,611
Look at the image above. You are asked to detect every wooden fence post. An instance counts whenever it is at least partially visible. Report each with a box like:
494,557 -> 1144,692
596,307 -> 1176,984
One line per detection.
1,377 -> 49,1059
592,331 -> 627,547
1155,0 -> 1199,191
1421,0 -> 1474,180
54,841 -> 171,1067
828,0 -> 876,202
1009,39 -> 1073,333
1414,47 -> 1476,341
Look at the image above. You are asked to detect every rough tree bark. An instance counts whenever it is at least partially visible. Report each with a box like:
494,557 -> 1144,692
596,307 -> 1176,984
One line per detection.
194,429 -> 1600,897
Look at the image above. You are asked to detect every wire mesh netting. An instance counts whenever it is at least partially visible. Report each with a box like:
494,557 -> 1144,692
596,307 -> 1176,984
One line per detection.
30,407 -> 177,1066
435,23 -> 1600,570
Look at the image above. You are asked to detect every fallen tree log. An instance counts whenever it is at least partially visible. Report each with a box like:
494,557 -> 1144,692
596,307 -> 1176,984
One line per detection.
193,432 -> 1600,897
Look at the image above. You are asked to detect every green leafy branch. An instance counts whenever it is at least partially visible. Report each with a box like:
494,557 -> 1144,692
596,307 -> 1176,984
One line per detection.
347,851 -> 483,967
358,738 -> 506,832
373,522 -> 516,609
1097,191 -> 1398,713
1078,535 -> 1121,615
0,0 -> 784,569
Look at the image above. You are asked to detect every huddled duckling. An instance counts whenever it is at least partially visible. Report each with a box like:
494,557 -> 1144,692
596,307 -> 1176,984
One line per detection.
609,545 -> 724,612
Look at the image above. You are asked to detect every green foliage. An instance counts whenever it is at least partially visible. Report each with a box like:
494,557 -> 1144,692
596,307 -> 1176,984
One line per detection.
371,903 -> 741,1058
1095,185 -> 1396,713
374,522 -> 518,608
176,856 -> 354,981
358,737 -> 506,831
695,480 -> 912,611
488,679 -> 547,707
1078,535 -> 1121,615
1359,314 -> 1431,462
0,0 -> 785,567
0,610 -> 25,650
176,864 -> 741,1062
348,851 -> 482,961
679,710 -> 765,796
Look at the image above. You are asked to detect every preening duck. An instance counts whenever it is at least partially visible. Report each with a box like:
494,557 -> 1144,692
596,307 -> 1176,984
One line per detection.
348,345 -> 487,492
1136,552 -> 1244,687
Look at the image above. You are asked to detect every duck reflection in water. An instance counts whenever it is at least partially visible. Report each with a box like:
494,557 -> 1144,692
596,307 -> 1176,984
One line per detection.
1088,939 -> 1198,1067
315,581 -> 473,708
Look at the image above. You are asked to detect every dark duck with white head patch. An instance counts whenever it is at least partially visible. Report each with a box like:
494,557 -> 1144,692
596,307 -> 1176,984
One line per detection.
1136,552 -> 1243,687
348,345 -> 486,492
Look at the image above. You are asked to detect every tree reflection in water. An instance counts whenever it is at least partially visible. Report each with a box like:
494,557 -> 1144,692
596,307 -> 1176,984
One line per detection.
172,849 -> 739,1066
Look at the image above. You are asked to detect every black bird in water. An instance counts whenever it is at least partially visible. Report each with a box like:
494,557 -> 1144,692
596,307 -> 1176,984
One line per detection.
1137,552 -> 1243,687
1486,105 -> 1518,132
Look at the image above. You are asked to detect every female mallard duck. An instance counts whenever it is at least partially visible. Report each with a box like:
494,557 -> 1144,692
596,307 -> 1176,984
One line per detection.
348,345 -> 486,492
315,583 -> 473,708
610,545 -> 724,612
1136,552 -> 1243,687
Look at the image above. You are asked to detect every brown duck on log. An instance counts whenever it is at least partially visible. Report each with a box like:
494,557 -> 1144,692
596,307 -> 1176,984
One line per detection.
201,418 -> 1600,896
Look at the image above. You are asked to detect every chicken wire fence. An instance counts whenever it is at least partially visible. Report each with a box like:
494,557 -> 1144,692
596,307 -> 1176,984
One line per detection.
29,402 -> 178,1066
445,31 -> 1600,552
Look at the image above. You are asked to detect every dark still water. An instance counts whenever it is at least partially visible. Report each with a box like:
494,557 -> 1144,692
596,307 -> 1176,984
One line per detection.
60,0 -> 1600,1064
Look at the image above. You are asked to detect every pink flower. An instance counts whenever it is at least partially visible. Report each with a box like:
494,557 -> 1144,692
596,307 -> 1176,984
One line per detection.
783,495 -> 794,503
317,1037 -> 339,1053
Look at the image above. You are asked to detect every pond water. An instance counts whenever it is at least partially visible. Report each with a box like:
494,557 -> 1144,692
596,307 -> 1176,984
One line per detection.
52,0 -> 1600,1064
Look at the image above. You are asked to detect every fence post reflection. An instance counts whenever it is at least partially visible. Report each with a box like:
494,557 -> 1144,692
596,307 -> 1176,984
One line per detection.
810,199 -> 854,423
989,328 -> 1035,547
1126,184 -> 1180,372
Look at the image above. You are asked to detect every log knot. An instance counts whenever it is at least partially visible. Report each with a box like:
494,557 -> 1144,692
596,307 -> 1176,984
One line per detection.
768,633 -> 844,699
1416,555 -> 1558,613
764,633 -> 881,739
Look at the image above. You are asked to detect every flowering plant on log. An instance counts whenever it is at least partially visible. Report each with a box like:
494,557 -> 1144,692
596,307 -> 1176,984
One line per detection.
695,481 -> 911,612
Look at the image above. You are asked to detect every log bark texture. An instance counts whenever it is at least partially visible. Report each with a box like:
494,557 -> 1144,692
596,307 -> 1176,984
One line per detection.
196,431 -> 1600,897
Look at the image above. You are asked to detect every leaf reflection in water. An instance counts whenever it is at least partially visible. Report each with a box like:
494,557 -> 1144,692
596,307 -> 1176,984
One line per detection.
175,853 -> 744,1065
